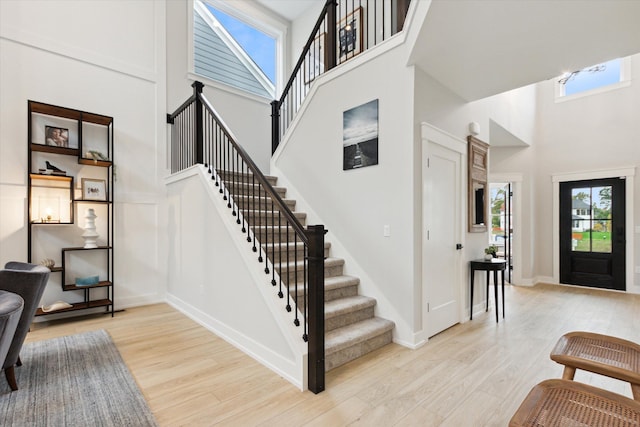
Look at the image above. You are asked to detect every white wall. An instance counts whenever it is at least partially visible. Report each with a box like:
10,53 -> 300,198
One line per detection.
289,1 -> 325,73
525,53 -> 640,290
272,42 -> 419,346
166,0 -> 275,173
414,67 -> 539,284
165,166 -> 306,389
0,0 -> 166,312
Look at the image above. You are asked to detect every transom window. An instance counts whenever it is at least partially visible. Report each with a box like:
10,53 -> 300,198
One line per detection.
556,57 -> 630,100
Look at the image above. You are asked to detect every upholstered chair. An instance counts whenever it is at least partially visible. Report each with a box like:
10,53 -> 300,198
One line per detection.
0,262 -> 49,390
0,290 -> 24,390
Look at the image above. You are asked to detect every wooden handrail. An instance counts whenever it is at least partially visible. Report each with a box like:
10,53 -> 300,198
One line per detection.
197,93 -> 308,243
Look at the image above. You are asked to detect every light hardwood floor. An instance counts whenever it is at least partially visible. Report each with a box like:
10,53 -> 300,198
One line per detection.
26,283 -> 640,426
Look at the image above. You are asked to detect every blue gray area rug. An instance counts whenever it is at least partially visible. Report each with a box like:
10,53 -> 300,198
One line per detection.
0,329 -> 157,426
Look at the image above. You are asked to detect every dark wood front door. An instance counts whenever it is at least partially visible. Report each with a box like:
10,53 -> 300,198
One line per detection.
559,178 -> 626,290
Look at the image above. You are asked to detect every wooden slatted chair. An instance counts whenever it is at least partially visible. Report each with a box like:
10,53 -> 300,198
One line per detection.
510,379 -> 640,426
550,331 -> 640,400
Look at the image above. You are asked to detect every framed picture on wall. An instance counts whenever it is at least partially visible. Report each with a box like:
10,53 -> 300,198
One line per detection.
343,99 -> 379,170
81,178 -> 107,201
338,7 -> 363,62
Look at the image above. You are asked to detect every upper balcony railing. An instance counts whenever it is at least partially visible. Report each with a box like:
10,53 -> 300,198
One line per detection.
271,0 -> 411,153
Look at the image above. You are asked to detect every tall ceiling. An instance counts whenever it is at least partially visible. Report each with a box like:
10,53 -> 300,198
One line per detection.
255,0 -> 320,21
258,0 -> 640,102
409,0 -> 640,101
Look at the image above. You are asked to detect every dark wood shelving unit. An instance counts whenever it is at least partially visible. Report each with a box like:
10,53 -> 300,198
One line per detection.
35,299 -> 112,316
27,100 -> 115,318
62,281 -> 112,291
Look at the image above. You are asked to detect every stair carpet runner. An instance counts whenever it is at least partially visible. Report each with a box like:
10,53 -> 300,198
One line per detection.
221,171 -> 395,371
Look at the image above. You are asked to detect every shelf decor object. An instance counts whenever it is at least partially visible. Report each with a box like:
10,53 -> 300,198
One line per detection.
82,208 -> 99,249
75,275 -> 99,286
27,100 -> 114,318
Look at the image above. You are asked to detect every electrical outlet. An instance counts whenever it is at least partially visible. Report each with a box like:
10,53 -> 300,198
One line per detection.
383,225 -> 390,237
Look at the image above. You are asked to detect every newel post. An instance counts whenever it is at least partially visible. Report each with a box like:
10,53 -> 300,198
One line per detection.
307,224 -> 326,394
192,81 -> 204,164
326,0 -> 337,70
271,100 -> 280,154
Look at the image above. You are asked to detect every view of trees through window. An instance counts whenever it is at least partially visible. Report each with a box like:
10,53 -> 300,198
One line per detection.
571,186 -> 612,253
561,58 -> 621,96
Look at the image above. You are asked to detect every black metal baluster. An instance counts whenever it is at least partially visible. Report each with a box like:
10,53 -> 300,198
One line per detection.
216,123 -> 222,188
265,199 -> 273,275
222,133 -> 227,199
251,173 -> 257,250
303,243 -> 308,339
226,135 -> 231,207
206,113 -> 212,174
293,232 -> 299,327
245,165 -> 252,242
232,150 -> 237,218
274,209 -> 280,288
258,184 -> 264,263
241,162 -> 247,232
376,3 -> 387,41
285,225 -> 291,312
178,109 -> 182,170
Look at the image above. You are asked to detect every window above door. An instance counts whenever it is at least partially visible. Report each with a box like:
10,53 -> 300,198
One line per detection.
555,57 -> 631,102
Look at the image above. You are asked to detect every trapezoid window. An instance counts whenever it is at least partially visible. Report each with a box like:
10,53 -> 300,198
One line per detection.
193,0 -> 278,98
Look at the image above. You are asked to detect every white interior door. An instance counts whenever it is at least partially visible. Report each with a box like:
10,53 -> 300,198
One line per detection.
422,126 -> 464,338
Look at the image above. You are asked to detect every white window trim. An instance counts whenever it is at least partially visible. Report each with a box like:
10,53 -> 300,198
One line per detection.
189,0 -> 288,97
555,57 -> 631,103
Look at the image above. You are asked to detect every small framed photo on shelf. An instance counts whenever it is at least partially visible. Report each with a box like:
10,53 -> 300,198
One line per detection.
44,126 -> 70,147
81,178 -> 107,201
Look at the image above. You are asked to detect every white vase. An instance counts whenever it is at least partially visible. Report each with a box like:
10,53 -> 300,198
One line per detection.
484,253 -> 493,260
82,208 -> 99,248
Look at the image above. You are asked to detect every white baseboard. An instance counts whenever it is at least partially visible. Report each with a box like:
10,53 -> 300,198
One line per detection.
166,293 -> 304,391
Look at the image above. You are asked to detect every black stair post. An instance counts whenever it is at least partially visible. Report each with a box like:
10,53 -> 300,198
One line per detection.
307,224 -> 326,394
271,100 -> 280,154
326,0 -> 337,70
192,81 -> 204,165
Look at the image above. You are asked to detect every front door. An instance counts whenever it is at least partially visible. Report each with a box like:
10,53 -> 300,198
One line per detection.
423,133 -> 463,338
559,178 -> 626,290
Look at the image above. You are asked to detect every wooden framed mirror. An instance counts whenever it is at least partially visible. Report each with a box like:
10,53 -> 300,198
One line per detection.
468,136 -> 489,232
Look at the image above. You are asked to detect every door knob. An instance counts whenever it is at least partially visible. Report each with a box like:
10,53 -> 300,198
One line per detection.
456,243 -> 463,250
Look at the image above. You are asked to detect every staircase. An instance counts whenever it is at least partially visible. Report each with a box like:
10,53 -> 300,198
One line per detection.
222,172 -> 395,371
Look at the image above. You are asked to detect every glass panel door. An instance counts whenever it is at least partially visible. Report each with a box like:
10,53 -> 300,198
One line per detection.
560,178 -> 625,290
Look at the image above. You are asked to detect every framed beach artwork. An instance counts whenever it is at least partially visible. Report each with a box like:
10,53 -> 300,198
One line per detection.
343,99 -> 379,170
